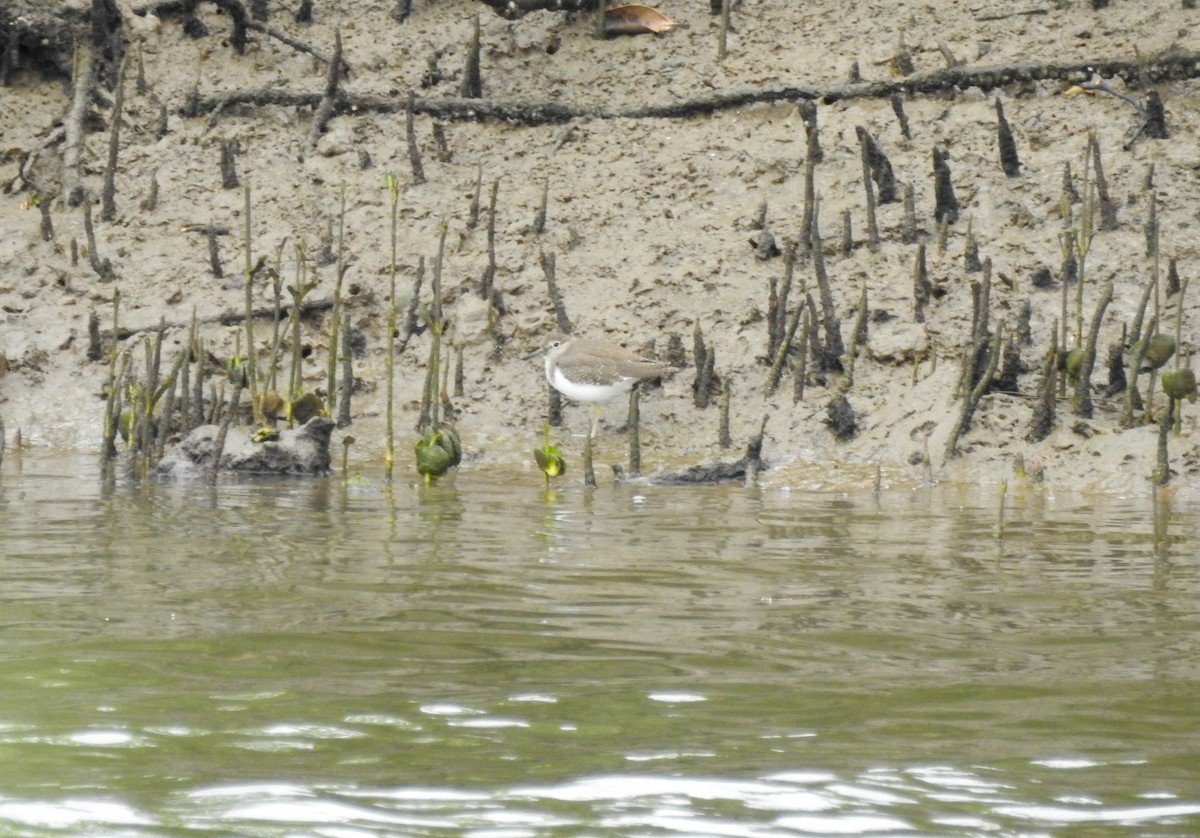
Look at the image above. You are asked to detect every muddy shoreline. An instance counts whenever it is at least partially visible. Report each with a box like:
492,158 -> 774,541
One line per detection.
2,0 -> 1200,495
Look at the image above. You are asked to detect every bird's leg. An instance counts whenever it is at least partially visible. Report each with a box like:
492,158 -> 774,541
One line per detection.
583,414 -> 597,488
589,403 -> 602,442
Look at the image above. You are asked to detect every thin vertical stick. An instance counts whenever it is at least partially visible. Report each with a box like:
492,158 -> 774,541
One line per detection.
193,338 -> 206,429
432,220 -> 446,343
1174,280 -> 1188,372
243,183 -> 260,423
800,108 -> 818,252
627,387 -> 641,478
454,345 -> 464,397
1058,243 -> 1070,399
208,377 -> 244,484
385,175 -> 400,479
406,90 -> 425,184
481,178 -> 499,299
994,480 -> 1007,540
337,305 -> 352,428
267,240 -> 286,391
775,240 -> 795,356
155,349 -> 186,463
87,309 -> 103,361
542,250 -> 572,334
82,196 -> 113,281
842,281 -> 869,387
440,340 -> 453,419
100,54 -> 128,222
810,197 -> 844,366
288,245 -> 306,417
856,127 -> 881,251
793,307 -> 811,403
901,183 -> 917,244
1153,398 -> 1173,486
583,425 -> 596,488
717,0 -> 731,60
179,327 -> 192,434
61,44 -> 92,206
396,257 -> 424,355
419,220 -> 449,432
532,179 -> 549,235
766,304 -> 802,396
143,169 -> 159,212
718,380 -> 732,448
1075,140 -> 1094,347
913,241 -> 930,323
460,14 -> 481,96
1071,280 -> 1113,418
102,348 -> 125,460
326,184 -> 348,416
467,163 -> 483,229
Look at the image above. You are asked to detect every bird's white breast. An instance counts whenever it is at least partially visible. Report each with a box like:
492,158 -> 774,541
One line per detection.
547,360 -> 634,403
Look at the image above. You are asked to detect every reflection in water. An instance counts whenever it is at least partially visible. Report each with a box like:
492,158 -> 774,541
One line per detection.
0,454 -> 1198,836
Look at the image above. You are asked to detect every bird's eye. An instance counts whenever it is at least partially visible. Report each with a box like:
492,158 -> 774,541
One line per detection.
549,341 -> 561,349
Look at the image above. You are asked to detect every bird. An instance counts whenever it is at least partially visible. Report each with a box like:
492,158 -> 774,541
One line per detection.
526,334 -> 671,401
524,333 -> 672,437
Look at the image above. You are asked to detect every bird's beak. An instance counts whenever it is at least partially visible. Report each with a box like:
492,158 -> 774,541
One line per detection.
521,345 -> 547,361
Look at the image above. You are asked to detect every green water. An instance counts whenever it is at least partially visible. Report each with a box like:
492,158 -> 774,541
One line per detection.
0,452 -> 1197,836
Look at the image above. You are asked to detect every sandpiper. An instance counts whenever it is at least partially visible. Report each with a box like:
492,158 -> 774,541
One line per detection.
525,334 -> 671,404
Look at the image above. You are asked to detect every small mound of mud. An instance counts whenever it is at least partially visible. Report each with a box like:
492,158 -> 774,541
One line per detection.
157,417 -> 334,478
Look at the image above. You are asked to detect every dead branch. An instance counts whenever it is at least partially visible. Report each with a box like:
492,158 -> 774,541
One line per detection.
976,7 -> 1049,21
103,295 -> 336,340
245,19 -> 338,66
184,51 -> 1200,125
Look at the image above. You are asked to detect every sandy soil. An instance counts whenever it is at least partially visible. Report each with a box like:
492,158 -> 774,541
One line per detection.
2,0 -> 1200,495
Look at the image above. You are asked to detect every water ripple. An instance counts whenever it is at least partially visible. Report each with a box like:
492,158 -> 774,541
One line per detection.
1,456 -> 1199,836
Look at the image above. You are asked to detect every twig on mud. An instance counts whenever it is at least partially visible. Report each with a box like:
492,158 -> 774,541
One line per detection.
245,19 -> 340,66
1071,81 -> 1169,150
101,296 -> 336,340
1077,80 -> 1145,114
185,51 -> 1200,125
975,7 -> 1049,21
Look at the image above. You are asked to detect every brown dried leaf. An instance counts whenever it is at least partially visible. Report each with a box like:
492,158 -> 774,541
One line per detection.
604,4 -> 679,38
